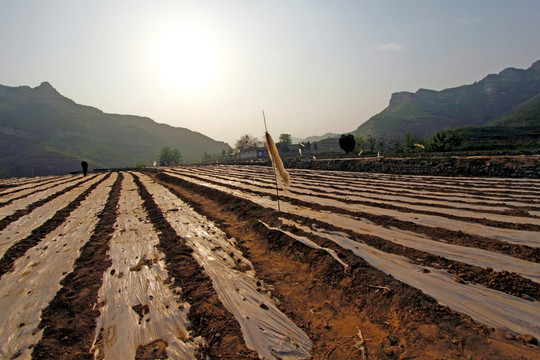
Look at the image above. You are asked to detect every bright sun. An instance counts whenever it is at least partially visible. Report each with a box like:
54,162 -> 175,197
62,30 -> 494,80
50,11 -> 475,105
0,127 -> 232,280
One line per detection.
154,27 -> 219,94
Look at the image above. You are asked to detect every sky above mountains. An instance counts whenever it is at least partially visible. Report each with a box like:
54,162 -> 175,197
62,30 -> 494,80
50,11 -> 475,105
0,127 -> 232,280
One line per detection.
1,0 -> 539,146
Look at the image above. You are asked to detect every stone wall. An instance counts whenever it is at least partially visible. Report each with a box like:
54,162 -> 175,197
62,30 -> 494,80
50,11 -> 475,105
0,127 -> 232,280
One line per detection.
281,155 -> 540,178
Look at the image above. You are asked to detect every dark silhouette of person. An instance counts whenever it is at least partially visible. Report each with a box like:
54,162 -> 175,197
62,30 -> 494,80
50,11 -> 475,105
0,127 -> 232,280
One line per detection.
81,161 -> 88,176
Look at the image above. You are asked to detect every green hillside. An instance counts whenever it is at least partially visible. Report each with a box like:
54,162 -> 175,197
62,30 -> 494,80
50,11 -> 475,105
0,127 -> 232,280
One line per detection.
353,60 -> 540,140
443,95 -> 540,151
0,82 -> 230,177
490,94 -> 540,127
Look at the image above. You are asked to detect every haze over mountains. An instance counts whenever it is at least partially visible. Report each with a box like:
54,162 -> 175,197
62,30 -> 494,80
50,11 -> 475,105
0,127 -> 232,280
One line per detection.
1,60 -> 539,177
0,82 -> 230,177
351,60 -> 540,140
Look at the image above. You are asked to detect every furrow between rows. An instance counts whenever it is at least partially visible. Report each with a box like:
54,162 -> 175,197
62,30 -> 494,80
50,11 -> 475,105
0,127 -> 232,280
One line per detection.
184,167 -> 540,225
91,172 -> 198,360
31,173 -> 122,359
165,169 -> 540,248
0,173 -> 110,278
0,173 -> 118,360
136,173 -> 312,360
0,174 -> 105,257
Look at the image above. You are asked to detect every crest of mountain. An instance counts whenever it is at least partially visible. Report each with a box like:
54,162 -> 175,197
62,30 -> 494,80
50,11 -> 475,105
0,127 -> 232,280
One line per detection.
301,133 -> 340,143
0,82 -> 230,177
353,60 -> 540,139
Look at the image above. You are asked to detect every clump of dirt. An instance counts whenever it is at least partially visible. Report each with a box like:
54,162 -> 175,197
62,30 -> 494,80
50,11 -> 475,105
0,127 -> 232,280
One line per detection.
129,256 -> 155,272
132,304 -> 150,323
135,339 -> 168,360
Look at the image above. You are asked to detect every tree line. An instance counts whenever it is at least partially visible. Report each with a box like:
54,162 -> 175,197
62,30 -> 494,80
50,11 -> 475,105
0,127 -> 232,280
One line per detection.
339,130 -> 464,155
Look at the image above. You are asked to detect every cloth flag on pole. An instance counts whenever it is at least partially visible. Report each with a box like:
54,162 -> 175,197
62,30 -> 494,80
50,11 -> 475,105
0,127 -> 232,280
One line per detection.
265,131 -> 291,191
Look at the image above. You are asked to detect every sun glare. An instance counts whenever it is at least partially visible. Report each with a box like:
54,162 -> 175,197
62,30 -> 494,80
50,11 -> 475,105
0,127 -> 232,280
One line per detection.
154,27 -> 219,94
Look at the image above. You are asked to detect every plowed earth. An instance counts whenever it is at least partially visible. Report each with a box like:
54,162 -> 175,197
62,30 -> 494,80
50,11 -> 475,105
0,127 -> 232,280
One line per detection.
0,166 -> 538,360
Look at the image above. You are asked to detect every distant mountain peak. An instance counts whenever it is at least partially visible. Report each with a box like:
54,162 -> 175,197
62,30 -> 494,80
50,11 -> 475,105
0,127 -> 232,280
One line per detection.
353,60 -> 540,140
33,81 -> 62,97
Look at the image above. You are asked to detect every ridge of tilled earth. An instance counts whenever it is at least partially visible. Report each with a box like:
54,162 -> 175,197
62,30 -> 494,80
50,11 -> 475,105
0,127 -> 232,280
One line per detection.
168,169 -> 540,263
0,175 -> 98,233
158,171 -> 540,299
0,174 -> 109,278
32,173 -> 122,359
132,173 -> 258,360
187,168 -> 540,231
152,171 -> 540,360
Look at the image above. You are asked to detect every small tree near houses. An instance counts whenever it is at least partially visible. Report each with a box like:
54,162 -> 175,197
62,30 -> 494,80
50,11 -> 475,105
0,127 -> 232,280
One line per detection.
339,134 -> 356,154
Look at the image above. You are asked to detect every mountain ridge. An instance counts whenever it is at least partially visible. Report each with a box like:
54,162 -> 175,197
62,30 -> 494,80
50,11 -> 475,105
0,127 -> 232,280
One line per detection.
0,82 -> 230,177
352,60 -> 540,140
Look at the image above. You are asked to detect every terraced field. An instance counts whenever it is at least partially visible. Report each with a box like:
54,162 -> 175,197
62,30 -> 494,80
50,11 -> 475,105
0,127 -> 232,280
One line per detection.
0,165 -> 539,359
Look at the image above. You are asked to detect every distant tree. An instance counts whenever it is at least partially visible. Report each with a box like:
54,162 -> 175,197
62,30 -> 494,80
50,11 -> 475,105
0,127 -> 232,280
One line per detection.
390,140 -> 404,153
158,146 -> 183,166
447,131 -> 463,150
134,161 -> 147,169
278,133 -> 292,145
277,133 -> 292,153
404,132 -> 426,152
353,136 -> 365,154
427,130 -> 463,152
378,136 -> 386,154
339,134 -> 356,154
429,131 -> 448,152
366,135 -> 376,154
235,134 -> 261,152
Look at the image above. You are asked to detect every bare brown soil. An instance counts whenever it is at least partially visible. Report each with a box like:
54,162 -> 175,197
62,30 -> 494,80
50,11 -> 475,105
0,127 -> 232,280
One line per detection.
152,172 -> 540,359
132,174 -> 258,359
32,173 -> 123,359
0,174 -> 108,278
0,176 -> 85,207
173,169 -> 540,263
0,175 -> 97,232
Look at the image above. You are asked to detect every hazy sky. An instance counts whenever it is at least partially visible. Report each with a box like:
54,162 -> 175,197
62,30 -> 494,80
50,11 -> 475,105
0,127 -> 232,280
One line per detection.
1,1 -> 539,145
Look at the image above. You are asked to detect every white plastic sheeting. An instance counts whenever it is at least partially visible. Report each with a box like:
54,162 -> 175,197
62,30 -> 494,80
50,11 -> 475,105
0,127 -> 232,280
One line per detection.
164,170 -> 540,279
91,173 -> 199,360
137,173 -> 312,360
283,219 -> 540,339
0,176 -> 71,203
0,175 -> 85,219
0,176 -> 62,195
0,174 -> 117,360
0,174 -> 105,258
167,169 -> 540,247
162,169 -> 540,338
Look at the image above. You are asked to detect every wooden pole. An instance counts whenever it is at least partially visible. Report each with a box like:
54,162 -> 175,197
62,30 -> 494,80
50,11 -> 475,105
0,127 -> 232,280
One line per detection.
263,110 -> 281,212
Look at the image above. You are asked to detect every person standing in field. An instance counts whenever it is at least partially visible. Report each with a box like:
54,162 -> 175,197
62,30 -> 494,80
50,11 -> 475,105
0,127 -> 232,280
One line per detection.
81,161 -> 88,176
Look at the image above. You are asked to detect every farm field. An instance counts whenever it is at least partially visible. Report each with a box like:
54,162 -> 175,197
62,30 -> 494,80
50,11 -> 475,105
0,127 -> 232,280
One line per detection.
0,165 -> 539,359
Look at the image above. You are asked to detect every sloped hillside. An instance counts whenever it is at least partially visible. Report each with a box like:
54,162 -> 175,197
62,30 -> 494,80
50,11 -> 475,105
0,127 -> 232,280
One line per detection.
0,82 -> 230,177
353,60 -> 540,140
